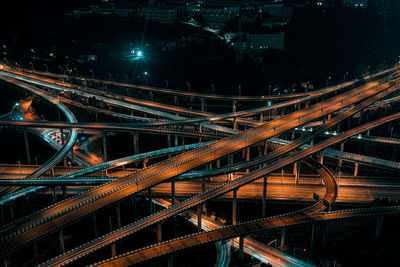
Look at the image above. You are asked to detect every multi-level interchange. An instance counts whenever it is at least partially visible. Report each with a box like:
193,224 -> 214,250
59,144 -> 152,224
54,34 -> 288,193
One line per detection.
0,63 -> 400,266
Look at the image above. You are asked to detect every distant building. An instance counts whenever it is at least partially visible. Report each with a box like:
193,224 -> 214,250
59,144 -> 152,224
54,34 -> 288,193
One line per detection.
188,4 -> 240,29
247,32 -> 285,50
90,5 -> 113,15
71,8 -> 91,19
68,3 -> 135,19
342,0 -> 367,8
137,6 -> 180,24
262,4 -> 293,20
316,0 -> 367,8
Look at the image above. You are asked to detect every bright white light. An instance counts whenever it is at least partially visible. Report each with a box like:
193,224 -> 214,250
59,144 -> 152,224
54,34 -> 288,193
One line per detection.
131,50 -> 135,54
144,71 -> 148,75
137,51 -> 143,57
0,65 -> 3,70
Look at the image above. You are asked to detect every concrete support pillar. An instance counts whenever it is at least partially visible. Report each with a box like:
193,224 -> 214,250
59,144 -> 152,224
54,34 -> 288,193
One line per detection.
181,136 -> 185,146
157,222 -> 162,243
388,121 -> 393,136
376,216 -> 384,237
59,229 -> 65,254
133,133 -> 139,155
174,96 -> 179,106
168,255 -> 173,267
263,140 -> 268,155
232,101 -> 237,113
171,177 -> 176,205
50,167 -> 55,176
291,130 -> 295,141
280,228 -> 286,250
339,142 -> 345,168
198,124 -> 202,143
310,223 -> 315,248
239,236 -> 244,260
62,186 -> 67,199
258,146 -> 262,158
197,205 -> 202,232
148,188 -> 153,214
174,135 -> 178,146
24,130 -> 31,165
354,163 -> 359,177
115,202 -> 121,228
358,111 -> 363,124
102,132 -> 108,162
336,123 -> 341,133
33,242 -> 38,266
294,161 -> 301,185
167,135 -> 171,148
133,133 -> 139,167
233,117 -> 238,130
111,243 -> 117,258
52,187 -> 57,204
322,223 -> 329,248
305,101 -> 309,108
245,147 -> 250,161
108,216 -> 117,257
228,154 -> 234,166
92,213 -> 98,237
260,112 -> 263,121
201,99 -> 205,112
262,176 -> 267,218
143,159 -> 148,168
232,189 -> 237,225
216,160 -> 220,168
149,92 -> 153,101
202,177 -> 207,214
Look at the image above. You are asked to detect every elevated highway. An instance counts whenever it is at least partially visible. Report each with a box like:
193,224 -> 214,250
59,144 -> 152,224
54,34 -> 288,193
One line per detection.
38,110 -> 400,266
0,74 -> 397,257
91,204 -> 400,266
0,77 -> 78,180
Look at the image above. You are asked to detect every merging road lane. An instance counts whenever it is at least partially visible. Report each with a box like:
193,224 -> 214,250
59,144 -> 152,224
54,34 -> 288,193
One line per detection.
38,110 -> 400,266
0,73 -> 396,257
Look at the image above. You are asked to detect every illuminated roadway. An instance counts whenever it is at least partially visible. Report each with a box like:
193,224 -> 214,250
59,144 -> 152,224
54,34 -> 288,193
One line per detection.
0,77 -> 78,180
92,204 -> 400,266
27,64 -> 397,101
38,108 -> 400,266
83,111 -> 400,266
1,66 -> 393,129
0,65 -> 399,266
0,71 -> 398,258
